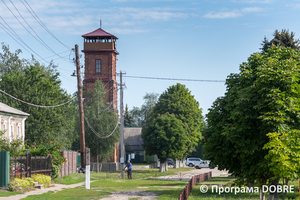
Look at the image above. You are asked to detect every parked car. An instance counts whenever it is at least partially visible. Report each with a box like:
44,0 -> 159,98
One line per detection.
194,160 -> 214,169
77,166 -> 85,174
168,159 -> 174,166
185,157 -> 203,167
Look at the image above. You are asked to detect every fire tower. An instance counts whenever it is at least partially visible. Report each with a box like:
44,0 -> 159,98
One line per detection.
81,28 -> 118,109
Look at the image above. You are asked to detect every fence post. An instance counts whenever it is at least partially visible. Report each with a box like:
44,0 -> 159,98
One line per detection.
29,153 -> 32,177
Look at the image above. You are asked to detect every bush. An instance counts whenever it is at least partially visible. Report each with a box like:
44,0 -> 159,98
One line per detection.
9,178 -> 34,193
32,174 -> 51,188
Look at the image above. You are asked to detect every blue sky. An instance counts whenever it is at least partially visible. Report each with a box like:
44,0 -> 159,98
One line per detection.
1,0 -> 300,117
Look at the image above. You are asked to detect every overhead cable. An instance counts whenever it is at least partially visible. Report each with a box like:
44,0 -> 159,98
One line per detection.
121,75 -> 226,82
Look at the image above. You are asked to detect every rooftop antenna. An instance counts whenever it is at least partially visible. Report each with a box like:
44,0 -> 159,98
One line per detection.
100,19 -> 102,28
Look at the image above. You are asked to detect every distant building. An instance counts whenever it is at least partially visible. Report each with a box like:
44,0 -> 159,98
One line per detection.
124,127 -> 157,163
0,102 -> 29,143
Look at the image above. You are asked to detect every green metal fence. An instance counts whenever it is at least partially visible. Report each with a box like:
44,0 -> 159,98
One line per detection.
0,151 -> 10,187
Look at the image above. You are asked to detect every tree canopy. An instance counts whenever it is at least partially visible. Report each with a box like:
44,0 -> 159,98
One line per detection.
83,80 -> 120,161
204,46 -> 300,199
0,44 -> 77,149
261,29 -> 300,53
142,83 -> 204,171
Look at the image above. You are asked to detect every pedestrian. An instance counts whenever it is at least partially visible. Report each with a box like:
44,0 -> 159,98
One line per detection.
123,160 -> 132,179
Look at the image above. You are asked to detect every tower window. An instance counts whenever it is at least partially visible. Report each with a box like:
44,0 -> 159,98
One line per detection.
95,59 -> 101,73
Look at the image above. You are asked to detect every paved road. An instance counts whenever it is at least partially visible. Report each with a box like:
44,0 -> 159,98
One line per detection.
154,167 -> 229,181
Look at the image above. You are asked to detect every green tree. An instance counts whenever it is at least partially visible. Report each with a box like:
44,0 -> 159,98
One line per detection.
0,43 -> 25,75
149,83 -> 204,156
204,46 -> 300,200
129,92 -> 158,127
0,63 -> 77,148
142,113 -> 187,172
261,29 -> 300,53
0,131 -> 24,157
124,104 -> 135,127
84,80 -> 120,163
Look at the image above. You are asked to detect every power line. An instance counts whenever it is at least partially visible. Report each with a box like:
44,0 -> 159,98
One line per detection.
0,88 -> 77,108
121,75 -> 226,82
0,16 -> 48,64
21,0 -> 71,50
85,115 -> 119,139
1,0 -> 71,63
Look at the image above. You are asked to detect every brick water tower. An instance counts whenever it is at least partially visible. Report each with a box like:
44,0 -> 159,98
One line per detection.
82,28 -> 118,109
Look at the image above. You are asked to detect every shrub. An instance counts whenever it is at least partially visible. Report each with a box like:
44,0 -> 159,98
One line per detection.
32,174 -> 51,188
9,178 -> 34,193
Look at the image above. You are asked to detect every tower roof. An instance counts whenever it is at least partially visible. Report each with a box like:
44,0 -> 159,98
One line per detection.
82,28 -> 118,39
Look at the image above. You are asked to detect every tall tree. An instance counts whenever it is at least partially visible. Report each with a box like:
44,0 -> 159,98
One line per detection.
204,46 -> 300,200
142,113 -> 187,172
84,80 -> 120,162
261,29 -> 300,53
142,83 -> 204,172
124,104 -> 135,127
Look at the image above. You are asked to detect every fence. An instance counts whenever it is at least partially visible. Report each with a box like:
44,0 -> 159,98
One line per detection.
9,153 -> 52,179
178,171 -> 212,200
59,151 -> 78,178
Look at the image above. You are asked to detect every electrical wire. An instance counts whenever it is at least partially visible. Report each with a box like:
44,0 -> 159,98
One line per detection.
0,88 -> 77,108
2,0 -> 71,63
121,75 -> 226,82
84,115 -> 119,139
21,0 -> 71,49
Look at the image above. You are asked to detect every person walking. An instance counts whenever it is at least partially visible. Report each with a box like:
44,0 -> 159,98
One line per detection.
123,160 -> 132,179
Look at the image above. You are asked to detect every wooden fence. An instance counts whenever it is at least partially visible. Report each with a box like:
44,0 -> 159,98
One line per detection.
59,151 -> 78,178
178,171 -> 212,200
9,153 -> 52,179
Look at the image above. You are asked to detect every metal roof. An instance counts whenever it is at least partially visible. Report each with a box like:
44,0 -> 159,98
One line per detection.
0,102 -> 30,116
82,28 -> 118,39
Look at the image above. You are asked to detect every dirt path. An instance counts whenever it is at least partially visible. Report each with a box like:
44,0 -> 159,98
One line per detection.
100,191 -> 157,200
0,182 -> 86,200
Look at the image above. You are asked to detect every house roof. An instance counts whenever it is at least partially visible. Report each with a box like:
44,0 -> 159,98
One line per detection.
82,28 -> 118,39
0,102 -> 30,116
124,128 -> 143,146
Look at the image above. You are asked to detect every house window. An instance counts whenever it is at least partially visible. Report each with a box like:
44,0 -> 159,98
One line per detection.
10,124 -> 13,142
95,59 -> 101,73
2,123 -> 6,138
17,126 -> 21,139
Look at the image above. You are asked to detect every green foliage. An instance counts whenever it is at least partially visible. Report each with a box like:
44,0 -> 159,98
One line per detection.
142,113 -> 188,161
204,46 -> 300,187
83,80 -> 120,161
129,92 -> 159,127
31,174 -> 52,187
124,104 -> 135,127
261,29 -> 300,53
0,131 -> 24,157
27,141 -> 65,179
149,83 -> 205,156
0,44 -> 77,149
8,178 -> 35,192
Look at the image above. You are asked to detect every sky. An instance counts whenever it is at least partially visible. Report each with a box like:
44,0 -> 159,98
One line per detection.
1,0 -> 300,117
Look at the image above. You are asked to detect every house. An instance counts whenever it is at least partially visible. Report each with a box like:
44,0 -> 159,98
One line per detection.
0,102 -> 29,142
124,127 -> 157,163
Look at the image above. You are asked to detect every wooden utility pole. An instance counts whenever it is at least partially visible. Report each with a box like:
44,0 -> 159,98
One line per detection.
75,44 -> 86,168
120,71 -> 125,179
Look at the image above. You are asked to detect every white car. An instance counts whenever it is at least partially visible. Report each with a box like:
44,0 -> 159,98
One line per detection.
194,160 -> 214,169
185,157 -> 203,167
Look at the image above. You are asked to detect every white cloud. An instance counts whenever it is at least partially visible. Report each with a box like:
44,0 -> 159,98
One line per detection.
231,0 -> 273,3
109,28 -> 149,34
203,7 -> 265,19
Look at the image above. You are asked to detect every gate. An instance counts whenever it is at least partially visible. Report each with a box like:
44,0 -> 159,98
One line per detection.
0,151 -> 10,187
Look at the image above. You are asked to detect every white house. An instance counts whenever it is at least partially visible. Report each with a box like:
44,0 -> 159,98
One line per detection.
0,102 -> 29,143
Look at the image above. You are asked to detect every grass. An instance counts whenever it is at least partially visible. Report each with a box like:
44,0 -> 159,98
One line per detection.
0,188 -> 22,197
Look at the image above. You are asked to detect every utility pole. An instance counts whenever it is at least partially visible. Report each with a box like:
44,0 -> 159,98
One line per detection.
120,71 -> 126,178
75,44 -> 86,168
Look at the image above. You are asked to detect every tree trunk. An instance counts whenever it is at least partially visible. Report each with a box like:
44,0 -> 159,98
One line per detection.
267,178 -> 279,200
96,154 -> 99,173
159,160 -> 167,172
260,186 -> 266,200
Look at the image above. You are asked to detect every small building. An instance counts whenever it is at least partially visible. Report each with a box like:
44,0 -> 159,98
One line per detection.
124,127 -> 156,163
0,102 -> 29,142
